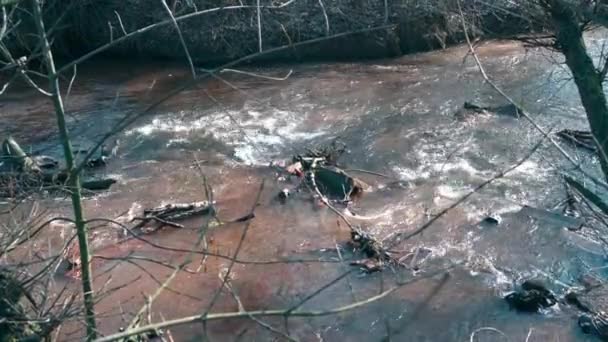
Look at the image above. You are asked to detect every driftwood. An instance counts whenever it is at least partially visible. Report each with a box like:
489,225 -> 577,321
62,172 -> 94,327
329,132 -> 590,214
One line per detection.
63,201 -> 215,278
1,137 -> 40,173
131,201 -> 215,234
459,101 -> 522,118
0,137 -> 117,197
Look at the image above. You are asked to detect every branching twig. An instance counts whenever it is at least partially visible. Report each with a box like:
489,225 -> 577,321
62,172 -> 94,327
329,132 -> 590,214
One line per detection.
256,0 -> 262,52
160,0 -> 195,78
203,180 -> 265,315
318,0 -> 329,35
94,269 -> 452,342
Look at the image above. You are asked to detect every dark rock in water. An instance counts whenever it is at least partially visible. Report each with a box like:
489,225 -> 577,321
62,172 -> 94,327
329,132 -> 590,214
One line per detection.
463,101 -> 484,111
81,178 -> 117,191
504,280 -> 556,313
312,166 -> 367,201
579,313 -> 608,339
459,101 -> 521,118
565,292 -> 592,313
521,280 -> 553,294
481,214 -> 502,225
494,104 -> 521,117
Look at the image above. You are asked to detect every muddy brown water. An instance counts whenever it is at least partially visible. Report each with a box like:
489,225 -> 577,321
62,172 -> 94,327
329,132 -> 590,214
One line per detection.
1,40 -> 607,341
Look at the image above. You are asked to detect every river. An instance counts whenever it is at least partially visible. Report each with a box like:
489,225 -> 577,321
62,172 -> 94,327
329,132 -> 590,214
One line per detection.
1,39 -> 606,341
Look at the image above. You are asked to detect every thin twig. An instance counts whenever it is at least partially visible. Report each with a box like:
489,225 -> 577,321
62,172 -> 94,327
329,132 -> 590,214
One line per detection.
469,327 -> 510,342
225,280 -> 297,342
203,180 -> 265,315
65,64 -> 77,104
114,11 -> 127,36
318,0 -> 329,35
160,0 -> 196,78
388,134 -> 547,246
257,0 -> 262,52
94,269 -> 452,342
219,67 -> 293,81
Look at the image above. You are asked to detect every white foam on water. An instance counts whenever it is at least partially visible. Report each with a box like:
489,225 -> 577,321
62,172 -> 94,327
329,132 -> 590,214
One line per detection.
393,166 -> 430,181
435,184 -> 473,200
509,160 -> 550,180
126,107 -> 326,165
431,158 -> 486,177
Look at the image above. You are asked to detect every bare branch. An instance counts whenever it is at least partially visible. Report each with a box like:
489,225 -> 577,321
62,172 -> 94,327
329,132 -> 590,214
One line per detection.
388,133 -> 547,246
257,0 -> 262,52
219,67 -> 293,81
160,0 -> 195,78
65,64 -> 77,103
94,269 -> 452,342
203,180 -> 265,315
318,0 -> 329,35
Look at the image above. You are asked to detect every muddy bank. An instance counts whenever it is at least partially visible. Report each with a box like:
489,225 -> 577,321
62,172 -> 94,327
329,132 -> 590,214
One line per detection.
5,0 -> 531,64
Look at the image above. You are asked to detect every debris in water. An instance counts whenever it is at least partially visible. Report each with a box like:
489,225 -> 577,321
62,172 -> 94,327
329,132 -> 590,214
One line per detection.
456,101 -> 522,120
504,279 -> 557,313
579,313 -> 608,339
141,201 -> 214,222
278,188 -> 290,203
556,129 -> 596,151
348,229 -> 403,273
0,137 -> 119,197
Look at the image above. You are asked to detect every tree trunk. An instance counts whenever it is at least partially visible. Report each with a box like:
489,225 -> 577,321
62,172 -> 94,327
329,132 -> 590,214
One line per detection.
547,0 -> 608,181
30,0 -> 98,340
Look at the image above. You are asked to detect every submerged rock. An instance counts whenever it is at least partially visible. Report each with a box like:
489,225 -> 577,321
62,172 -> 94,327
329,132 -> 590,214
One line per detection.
504,279 -> 557,313
81,178 -> 117,191
312,165 -> 367,201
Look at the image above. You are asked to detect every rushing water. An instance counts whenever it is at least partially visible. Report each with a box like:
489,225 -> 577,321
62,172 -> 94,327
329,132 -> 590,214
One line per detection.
2,39 -> 607,341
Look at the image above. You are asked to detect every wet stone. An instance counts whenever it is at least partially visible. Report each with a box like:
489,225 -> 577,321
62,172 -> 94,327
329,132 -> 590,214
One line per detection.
504,279 -> 557,313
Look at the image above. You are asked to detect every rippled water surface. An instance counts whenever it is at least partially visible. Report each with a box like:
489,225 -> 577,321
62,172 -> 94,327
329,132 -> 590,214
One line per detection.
2,39 -> 607,341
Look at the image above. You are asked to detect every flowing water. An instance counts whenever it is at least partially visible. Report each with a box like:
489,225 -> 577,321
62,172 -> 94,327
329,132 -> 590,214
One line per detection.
2,39 -> 607,341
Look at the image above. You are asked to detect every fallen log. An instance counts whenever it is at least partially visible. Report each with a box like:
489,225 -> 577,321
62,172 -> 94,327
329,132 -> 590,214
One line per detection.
1,137 -> 40,173
143,201 -> 214,221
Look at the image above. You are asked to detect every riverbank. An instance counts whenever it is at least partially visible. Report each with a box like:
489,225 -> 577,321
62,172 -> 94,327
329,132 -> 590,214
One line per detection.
5,0 -> 530,65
